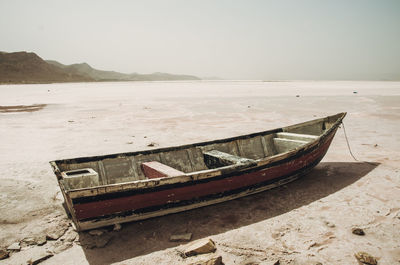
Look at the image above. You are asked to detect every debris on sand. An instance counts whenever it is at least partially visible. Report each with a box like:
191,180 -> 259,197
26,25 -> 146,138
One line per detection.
0,249 -> 9,260
36,235 -> 47,246
324,220 -> 336,228
113,223 -> 122,231
22,235 -> 46,246
46,226 -> 68,240
354,251 -> 377,265
352,228 -> 365,236
147,142 -> 158,147
27,250 -> 53,265
182,238 -> 216,257
7,242 -> 21,251
188,255 -> 223,265
170,233 -> 192,242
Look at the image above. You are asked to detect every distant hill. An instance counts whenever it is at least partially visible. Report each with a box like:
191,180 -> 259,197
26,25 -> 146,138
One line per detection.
0,52 -> 92,84
46,60 -> 201,81
0,51 -> 200,84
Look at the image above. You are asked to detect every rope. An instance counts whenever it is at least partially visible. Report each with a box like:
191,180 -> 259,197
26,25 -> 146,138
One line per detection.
341,121 -> 359,161
341,121 -> 377,165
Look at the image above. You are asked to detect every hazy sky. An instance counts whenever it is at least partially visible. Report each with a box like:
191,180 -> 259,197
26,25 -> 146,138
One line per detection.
1,0 -> 399,80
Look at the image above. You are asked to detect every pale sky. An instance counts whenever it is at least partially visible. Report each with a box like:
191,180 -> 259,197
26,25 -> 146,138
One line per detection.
1,0 -> 399,80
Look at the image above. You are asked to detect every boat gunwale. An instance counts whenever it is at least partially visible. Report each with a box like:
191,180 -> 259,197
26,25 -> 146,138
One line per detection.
55,112 -> 346,199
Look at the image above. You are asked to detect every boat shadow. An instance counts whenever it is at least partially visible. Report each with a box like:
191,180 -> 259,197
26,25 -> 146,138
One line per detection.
79,161 -> 378,265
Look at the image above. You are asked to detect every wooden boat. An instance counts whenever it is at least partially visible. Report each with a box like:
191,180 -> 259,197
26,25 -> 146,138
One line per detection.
50,112 -> 346,231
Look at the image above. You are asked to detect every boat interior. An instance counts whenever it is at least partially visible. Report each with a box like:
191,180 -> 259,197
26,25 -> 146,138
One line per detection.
55,113 -> 342,190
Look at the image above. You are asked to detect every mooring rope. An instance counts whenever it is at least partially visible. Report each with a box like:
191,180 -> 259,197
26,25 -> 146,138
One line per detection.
341,121 -> 378,166
341,121 -> 360,162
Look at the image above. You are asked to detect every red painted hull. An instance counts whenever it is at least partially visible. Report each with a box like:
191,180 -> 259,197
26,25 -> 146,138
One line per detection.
73,133 -> 335,221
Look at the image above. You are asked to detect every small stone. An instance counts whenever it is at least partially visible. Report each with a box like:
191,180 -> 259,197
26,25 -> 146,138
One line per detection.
296,95 -> 300,97
7,242 -> 21,251
62,229 -> 78,242
263,261 -> 280,265
354,252 -> 377,265
183,238 -> 216,257
36,235 -> 47,246
0,249 -> 9,260
52,242 -> 73,254
68,120 -> 74,123
147,142 -> 157,147
113,223 -> 122,231
23,237 -> 37,245
46,226 -> 68,240
324,221 -> 335,228
170,233 -> 192,242
88,229 -> 105,236
27,251 -> 53,265
352,228 -> 365,236
188,255 -> 223,265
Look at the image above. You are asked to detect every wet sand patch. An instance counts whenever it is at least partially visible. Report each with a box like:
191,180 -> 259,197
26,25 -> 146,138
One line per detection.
0,104 -> 47,113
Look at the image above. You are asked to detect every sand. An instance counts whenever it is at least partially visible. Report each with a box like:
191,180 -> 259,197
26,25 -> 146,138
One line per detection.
0,80 -> 399,264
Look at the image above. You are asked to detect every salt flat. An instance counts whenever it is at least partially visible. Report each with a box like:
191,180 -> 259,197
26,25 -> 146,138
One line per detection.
0,81 -> 399,264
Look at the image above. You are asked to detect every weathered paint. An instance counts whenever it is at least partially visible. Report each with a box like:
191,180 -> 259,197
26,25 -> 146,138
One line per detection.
73,134 -> 334,220
50,112 -> 346,231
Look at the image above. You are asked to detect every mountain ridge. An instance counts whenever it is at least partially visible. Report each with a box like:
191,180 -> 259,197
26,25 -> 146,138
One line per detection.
0,51 -> 200,84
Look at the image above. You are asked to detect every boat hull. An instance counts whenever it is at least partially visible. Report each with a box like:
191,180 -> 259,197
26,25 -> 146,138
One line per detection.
72,128 -> 337,231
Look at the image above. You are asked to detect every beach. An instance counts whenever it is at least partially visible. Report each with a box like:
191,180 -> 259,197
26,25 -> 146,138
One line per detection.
0,80 -> 399,264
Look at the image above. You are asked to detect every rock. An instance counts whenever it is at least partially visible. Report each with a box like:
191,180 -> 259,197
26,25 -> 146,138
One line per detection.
88,229 -> 105,236
62,229 -> 78,242
0,249 -> 9,260
183,238 -> 216,257
188,255 -> 223,265
352,228 -> 365,236
46,226 -> 68,240
170,233 -> 192,242
52,242 -> 73,254
7,242 -> 21,251
324,221 -> 335,228
259,261 -> 280,265
113,223 -> 122,231
36,235 -> 47,246
354,252 -> 377,265
23,237 -> 38,245
27,250 -> 53,265
147,142 -> 157,147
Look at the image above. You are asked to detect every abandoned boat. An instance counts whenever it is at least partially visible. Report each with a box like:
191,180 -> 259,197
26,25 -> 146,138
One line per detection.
50,112 -> 346,231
